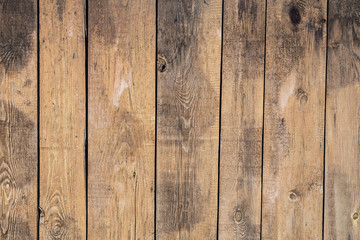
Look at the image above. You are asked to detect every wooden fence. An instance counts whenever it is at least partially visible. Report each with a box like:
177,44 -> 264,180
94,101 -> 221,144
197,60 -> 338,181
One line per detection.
0,0 -> 359,239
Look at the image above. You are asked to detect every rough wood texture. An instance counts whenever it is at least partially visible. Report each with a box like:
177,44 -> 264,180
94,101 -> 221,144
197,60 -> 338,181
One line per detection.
325,0 -> 360,239
0,0 -> 38,238
39,0 -> 86,239
218,0 -> 265,239
88,0 -> 156,239
156,0 -> 222,239
262,0 -> 327,239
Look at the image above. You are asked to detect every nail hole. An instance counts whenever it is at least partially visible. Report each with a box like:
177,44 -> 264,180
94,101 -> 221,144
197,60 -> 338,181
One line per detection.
289,192 -> 297,201
353,213 -> 358,220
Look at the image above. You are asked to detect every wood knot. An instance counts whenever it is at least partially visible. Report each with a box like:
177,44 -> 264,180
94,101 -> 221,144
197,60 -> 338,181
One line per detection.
39,207 -> 45,218
289,192 -> 297,201
234,208 -> 242,223
52,224 -> 62,236
289,6 -> 301,26
296,88 -> 308,105
157,55 -> 167,72
353,213 -> 359,220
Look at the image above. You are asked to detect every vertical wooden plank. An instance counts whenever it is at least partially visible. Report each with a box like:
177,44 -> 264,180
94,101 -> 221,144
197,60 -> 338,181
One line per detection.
39,0 -> 86,239
88,0 -> 156,239
325,0 -> 360,238
0,0 -> 38,238
156,0 -> 222,239
218,0 -> 265,239
262,0 -> 327,239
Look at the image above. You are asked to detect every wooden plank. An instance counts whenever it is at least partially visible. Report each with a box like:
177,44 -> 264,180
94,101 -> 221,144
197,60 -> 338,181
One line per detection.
87,0 -> 156,239
156,0 -> 222,239
0,0 -> 38,238
39,0 -> 86,239
324,0 -> 360,238
261,0 -> 327,239
218,0 -> 265,239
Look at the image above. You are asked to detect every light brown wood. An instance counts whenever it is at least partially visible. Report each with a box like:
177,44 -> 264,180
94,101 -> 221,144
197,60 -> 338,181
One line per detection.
262,0 -> 327,239
39,0 -> 86,239
88,0 -> 156,239
324,0 -> 360,239
156,0 -> 222,239
218,0 -> 265,239
0,0 -> 38,238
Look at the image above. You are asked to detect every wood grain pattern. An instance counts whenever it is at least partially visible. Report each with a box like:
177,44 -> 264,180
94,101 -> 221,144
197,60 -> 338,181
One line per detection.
324,0 -> 360,239
262,0 -> 327,239
156,0 -> 222,239
0,0 -> 38,238
218,0 -> 265,239
39,0 -> 86,239
88,0 -> 156,239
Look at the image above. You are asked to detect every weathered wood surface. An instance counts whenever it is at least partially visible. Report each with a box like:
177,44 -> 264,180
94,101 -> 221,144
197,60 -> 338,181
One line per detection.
324,0 -> 360,239
39,0 -> 86,239
4,0 -> 360,239
0,0 -> 38,238
88,0 -> 156,239
218,0 -> 265,239
262,0 -> 327,239
156,0 -> 222,239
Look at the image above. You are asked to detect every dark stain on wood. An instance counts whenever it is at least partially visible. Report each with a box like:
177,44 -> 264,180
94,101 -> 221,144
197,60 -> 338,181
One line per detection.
238,1 -> 246,20
238,127 -> 263,175
325,170 -> 353,239
90,0 -> 116,45
157,1 -> 219,236
289,5 -> 301,26
56,0 -> 65,21
12,218 -> 32,239
327,0 -> 360,89
90,0 -> 136,46
0,101 -> 36,238
237,0 -> 258,21
157,64 -> 217,152
157,171 -> 203,234
0,0 -> 36,72
157,0 -> 217,151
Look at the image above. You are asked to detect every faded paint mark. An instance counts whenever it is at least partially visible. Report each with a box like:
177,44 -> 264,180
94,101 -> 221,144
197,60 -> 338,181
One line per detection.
279,72 -> 296,113
68,25 -> 73,38
217,28 -> 221,38
113,70 -> 132,107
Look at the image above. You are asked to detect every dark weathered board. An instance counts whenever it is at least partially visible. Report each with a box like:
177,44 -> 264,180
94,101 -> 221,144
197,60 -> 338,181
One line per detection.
88,0 -> 156,239
218,0 -> 266,239
262,0 -> 327,238
156,0 -> 222,239
324,0 -> 360,238
0,0 -> 38,238
39,0 -> 86,239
